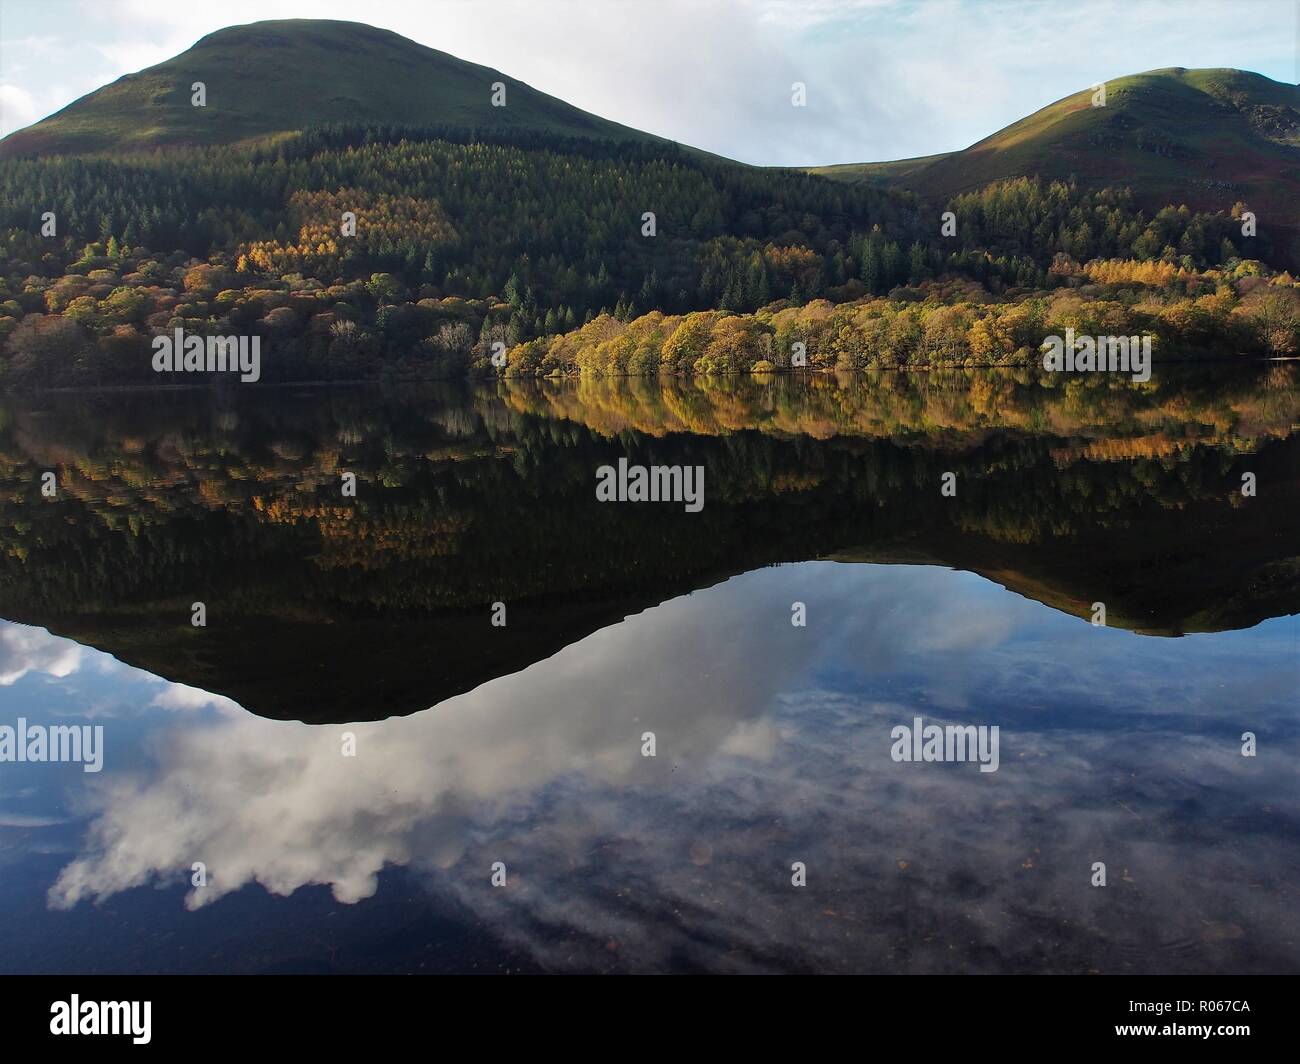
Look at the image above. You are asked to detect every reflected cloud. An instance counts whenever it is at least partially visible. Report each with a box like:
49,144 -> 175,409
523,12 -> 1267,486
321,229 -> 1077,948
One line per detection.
0,622 -> 81,686
148,683 -> 243,715
39,563 -> 1300,972
0,812 -> 68,827
49,563 -> 993,909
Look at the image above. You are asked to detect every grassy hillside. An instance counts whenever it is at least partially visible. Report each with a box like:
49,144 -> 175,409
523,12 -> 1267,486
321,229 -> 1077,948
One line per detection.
806,152 -> 953,183
810,68 -> 1300,252
0,19 -> 668,157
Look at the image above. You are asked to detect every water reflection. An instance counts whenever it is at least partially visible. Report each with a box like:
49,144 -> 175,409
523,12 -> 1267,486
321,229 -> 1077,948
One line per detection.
0,367 -> 1297,722
0,369 -> 1295,973
0,560 -> 1295,972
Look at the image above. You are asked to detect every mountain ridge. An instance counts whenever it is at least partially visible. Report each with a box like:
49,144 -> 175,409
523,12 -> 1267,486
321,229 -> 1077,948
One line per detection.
6,22 -> 1296,253
0,19 -> 674,158
808,67 -> 1300,253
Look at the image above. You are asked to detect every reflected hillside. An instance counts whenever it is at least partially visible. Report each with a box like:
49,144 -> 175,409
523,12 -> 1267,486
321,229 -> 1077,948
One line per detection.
504,364 -> 1300,448
0,366 -> 1296,723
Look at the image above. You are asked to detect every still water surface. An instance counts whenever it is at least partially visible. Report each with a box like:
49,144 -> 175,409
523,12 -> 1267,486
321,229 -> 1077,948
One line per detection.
0,368 -> 1296,973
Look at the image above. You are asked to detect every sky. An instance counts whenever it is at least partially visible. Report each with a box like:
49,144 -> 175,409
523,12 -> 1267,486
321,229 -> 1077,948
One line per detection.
0,0 -> 1296,166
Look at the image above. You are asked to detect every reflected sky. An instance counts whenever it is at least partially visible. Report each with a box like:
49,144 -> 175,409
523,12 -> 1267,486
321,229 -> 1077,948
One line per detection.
1,560 -> 1296,973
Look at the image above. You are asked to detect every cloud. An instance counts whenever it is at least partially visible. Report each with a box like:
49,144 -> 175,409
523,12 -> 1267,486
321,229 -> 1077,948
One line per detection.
39,562 -> 1299,972
148,683 -> 243,715
0,812 -> 68,828
1,0 -> 1294,160
0,622 -> 82,686
0,84 -> 40,135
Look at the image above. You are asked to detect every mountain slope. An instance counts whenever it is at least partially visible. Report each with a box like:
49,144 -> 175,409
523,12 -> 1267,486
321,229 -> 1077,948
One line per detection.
810,68 -> 1300,232
0,19 -> 668,157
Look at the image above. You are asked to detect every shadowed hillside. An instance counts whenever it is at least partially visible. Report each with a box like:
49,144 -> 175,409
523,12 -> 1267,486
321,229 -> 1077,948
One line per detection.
811,69 -> 1300,263
0,19 -> 668,158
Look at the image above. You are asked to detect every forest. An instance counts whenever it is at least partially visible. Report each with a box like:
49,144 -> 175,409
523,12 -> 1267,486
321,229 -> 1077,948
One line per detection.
1,125 -> 1297,386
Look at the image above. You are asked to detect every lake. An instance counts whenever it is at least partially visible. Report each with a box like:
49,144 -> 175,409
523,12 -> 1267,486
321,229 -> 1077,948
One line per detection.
0,366 -> 1296,973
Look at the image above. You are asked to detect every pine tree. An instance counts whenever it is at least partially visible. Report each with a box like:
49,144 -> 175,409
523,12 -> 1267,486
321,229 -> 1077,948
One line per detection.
503,272 -> 523,308
860,241 -> 881,294
882,241 -> 902,290
908,241 -> 927,284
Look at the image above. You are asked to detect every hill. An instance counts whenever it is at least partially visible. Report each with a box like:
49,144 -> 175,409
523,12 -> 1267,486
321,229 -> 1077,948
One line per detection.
810,68 -> 1300,254
0,19 -> 669,158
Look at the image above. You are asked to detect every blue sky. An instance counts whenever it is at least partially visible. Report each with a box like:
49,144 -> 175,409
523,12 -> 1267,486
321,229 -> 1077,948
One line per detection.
0,0 -> 1296,165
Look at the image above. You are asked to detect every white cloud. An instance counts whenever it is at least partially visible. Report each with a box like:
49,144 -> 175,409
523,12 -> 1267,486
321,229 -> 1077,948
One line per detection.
148,682 -> 243,714
39,562 -> 1299,973
1,0 -> 1293,162
0,83 -> 39,134
0,622 -> 81,686
0,812 -> 67,827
